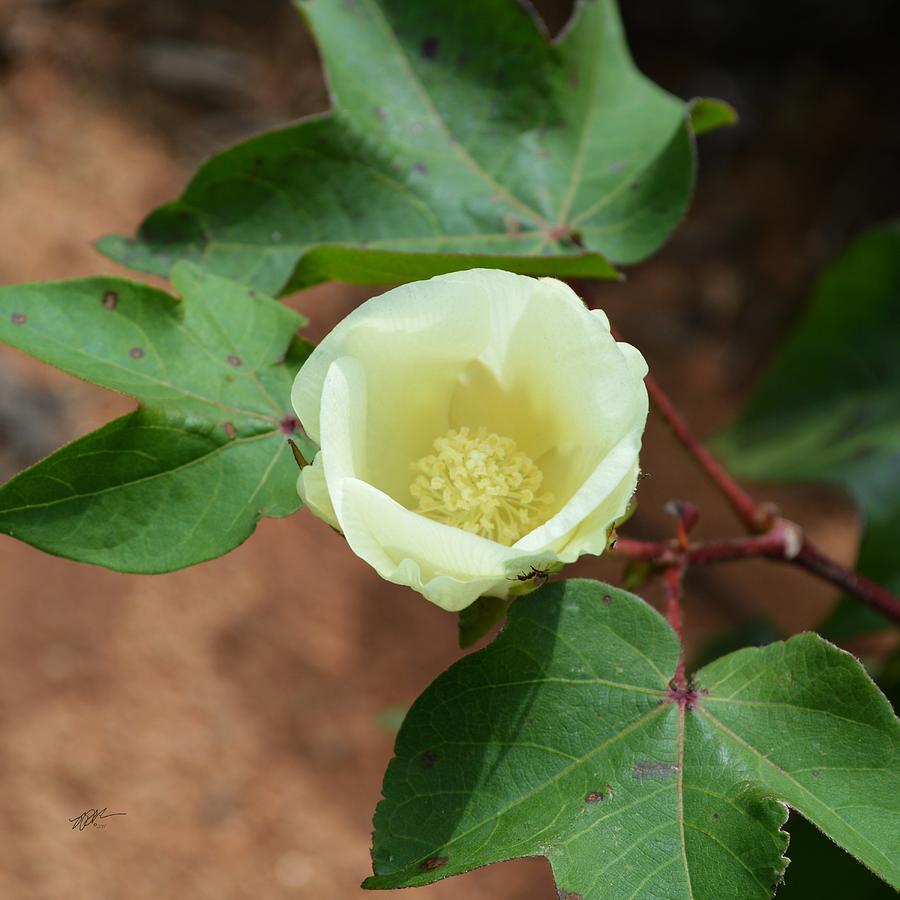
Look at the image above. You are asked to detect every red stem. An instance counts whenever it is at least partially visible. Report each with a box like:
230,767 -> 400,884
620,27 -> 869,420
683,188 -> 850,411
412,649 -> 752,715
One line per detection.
663,562 -> 687,687
612,537 -> 669,561
608,322 -> 900,626
614,524 -> 797,566
791,540 -> 900,625
614,524 -> 900,625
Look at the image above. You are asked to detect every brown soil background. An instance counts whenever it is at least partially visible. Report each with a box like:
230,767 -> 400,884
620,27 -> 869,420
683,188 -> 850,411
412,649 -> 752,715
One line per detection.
0,1 -> 897,897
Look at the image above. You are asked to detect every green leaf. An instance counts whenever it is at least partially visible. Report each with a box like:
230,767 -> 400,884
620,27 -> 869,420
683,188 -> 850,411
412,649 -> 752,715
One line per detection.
689,98 -> 738,136
713,223 -> 900,633
98,0 -> 717,295
779,642 -> 900,898
365,579 -> 899,897
0,262 -> 312,572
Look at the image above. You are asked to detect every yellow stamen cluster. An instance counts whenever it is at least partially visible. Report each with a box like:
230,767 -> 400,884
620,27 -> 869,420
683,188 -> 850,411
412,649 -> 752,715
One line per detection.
410,426 -> 552,545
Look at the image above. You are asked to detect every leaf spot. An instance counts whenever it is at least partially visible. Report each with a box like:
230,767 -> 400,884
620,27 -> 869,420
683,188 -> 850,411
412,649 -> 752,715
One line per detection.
419,855 -> 448,872
412,161 -> 428,175
10,312 -> 26,325
129,347 -> 144,359
224,421 -> 237,438
607,161 -> 627,173
602,594 -> 613,606
373,105 -> 386,121
712,812 -> 720,820
632,761 -> 678,780
420,36 -> 440,61
559,891 -> 584,900
420,750 -> 438,769
102,290 -> 119,310
227,355 -> 242,367
279,415 -> 297,436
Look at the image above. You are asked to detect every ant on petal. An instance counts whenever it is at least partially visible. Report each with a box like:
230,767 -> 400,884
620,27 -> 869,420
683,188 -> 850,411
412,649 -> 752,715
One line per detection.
508,565 -> 551,588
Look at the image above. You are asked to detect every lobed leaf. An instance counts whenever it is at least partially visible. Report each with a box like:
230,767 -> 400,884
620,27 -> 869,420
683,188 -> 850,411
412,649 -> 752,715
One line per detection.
0,263 -> 312,572
365,579 -> 900,897
98,0 -> 726,295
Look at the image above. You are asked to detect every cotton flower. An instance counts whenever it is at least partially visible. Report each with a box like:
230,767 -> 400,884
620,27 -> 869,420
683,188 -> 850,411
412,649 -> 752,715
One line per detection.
291,269 -> 648,612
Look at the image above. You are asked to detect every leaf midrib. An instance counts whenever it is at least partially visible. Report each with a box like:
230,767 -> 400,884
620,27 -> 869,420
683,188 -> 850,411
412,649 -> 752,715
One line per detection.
675,704 -> 695,899
190,230 -> 549,252
0,427 -> 278,515
360,0 -> 553,231
556,16 -> 608,226
702,695 -> 891,734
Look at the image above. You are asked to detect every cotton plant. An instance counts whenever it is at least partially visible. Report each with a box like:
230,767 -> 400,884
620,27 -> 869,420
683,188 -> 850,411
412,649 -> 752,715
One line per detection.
1,1 -> 898,898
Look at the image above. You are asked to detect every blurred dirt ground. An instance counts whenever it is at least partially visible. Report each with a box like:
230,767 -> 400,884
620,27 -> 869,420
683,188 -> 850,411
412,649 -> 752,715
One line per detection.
0,1 -> 897,898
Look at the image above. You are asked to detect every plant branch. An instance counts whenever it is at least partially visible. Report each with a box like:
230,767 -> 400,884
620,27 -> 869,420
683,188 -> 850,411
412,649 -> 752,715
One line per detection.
608,321 -> 900,626
612,537 -> 669,561
613,515 -> 900,625
791,540 -> 900,625
614,522 -> 800,567
663,561 -> 687,687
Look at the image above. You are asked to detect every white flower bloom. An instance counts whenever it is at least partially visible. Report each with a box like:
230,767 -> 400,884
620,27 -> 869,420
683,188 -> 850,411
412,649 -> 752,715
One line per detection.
291,269 -> 648,612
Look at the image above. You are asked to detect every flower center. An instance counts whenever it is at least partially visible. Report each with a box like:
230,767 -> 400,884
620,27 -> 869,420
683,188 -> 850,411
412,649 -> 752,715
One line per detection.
410,426 -> 553,545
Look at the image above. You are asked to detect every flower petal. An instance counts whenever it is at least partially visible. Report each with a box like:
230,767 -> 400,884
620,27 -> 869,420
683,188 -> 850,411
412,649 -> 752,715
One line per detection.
297,453 -> 339,531
318,355 -> 368,491
514,423 -> 643,553
555,461 -> 640,561
292,269 -> 514,445
293,269 -> 651,610
332,476 -> 560,611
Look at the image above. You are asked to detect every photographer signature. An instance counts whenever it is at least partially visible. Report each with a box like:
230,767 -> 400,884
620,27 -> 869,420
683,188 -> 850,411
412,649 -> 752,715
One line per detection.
68,808 -> 126,831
